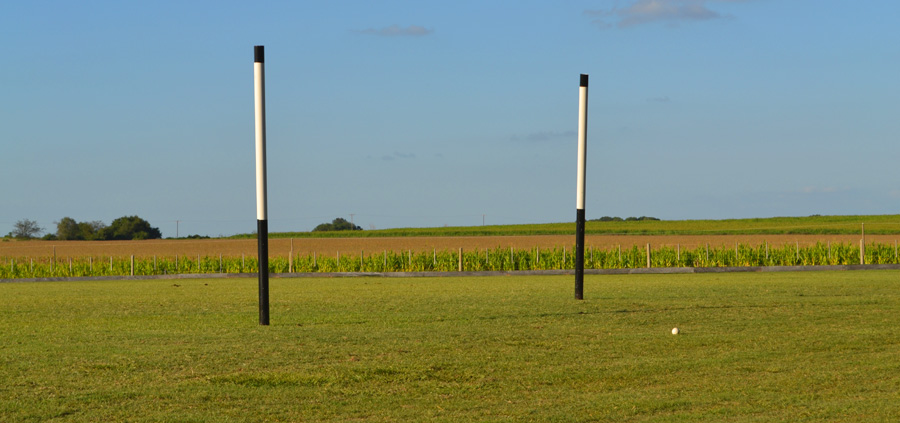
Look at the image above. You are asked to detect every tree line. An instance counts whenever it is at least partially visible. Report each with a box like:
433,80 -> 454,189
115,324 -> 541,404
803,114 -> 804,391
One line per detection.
5,216 -> 162,240
313,217 -> 362,232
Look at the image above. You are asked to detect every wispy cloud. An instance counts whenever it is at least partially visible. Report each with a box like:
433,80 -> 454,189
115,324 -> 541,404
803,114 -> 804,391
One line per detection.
510,130 -> 576,143
586,0 -> 749,28
381,151 -> 417,161
356,24 -> 433,37
799,186 -> 840,194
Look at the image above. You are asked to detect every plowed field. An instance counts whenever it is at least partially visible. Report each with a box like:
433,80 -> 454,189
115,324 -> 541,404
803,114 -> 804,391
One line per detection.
2,234 -> 895,259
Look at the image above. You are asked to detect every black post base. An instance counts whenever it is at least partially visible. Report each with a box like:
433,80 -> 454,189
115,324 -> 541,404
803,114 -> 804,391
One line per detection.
258,219 -> 270,325
575,208 -> 585,300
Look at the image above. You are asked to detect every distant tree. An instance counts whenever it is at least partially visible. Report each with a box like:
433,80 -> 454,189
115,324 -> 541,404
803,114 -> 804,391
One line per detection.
595,216 -> 623,222
56,217 -> 107,240
312,218 -> 363,232
56,217 -> 80,240
99,216 -> 162,240
8,219 -> 43,239
80,221 -> 107,239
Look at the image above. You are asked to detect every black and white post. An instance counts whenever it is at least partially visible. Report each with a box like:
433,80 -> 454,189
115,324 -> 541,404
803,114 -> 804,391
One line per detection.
254,45 -> 270,325
575,74 -> 588,300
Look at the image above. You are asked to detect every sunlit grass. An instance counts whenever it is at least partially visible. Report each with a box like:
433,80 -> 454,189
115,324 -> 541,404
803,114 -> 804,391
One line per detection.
2,272 -> 900,421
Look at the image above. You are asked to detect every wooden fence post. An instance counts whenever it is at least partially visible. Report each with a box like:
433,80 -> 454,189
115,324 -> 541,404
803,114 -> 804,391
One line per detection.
131,255 -> 134,276
646,243 -> 651,268
861,223 -> 866,264
458,248 -> 463,272
860,239 -> 864,265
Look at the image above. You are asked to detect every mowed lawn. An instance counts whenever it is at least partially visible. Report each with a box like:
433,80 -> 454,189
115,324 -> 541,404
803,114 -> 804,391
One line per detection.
2,272 -> 899,422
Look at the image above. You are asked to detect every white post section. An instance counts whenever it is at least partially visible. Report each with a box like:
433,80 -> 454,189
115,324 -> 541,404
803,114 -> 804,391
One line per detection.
254,45 -> 270,326
254,49 -> 268,222
576,75 -> 588,211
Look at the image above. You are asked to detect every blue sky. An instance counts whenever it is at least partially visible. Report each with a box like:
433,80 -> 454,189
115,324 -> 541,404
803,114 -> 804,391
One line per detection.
2,1 -> 898,237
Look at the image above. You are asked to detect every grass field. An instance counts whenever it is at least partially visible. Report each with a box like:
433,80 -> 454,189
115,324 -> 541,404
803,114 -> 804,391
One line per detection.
2,272 -> 899,421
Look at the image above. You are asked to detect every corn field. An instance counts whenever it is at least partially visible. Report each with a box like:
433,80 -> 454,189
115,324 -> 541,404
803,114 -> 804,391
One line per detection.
1,242 -> 898,279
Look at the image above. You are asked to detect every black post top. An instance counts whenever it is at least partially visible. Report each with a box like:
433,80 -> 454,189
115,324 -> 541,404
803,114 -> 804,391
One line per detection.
580,74 -> 588,87
254,45 -> 264,63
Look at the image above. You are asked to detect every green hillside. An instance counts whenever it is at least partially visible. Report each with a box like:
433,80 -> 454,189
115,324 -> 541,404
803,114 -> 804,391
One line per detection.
231,215 -> 900,238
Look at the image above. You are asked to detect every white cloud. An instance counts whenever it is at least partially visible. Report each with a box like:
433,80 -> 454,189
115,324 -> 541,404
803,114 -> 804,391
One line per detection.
357,24 -> 433,37
586,0 -> 748,28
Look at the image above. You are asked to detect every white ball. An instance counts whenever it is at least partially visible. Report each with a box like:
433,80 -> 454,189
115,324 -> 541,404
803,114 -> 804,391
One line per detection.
671,327 -> 680,335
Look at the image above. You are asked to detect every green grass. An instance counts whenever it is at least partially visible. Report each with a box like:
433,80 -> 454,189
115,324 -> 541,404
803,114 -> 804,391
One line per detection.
2,272 -> 900,421
230,214 -> 900,238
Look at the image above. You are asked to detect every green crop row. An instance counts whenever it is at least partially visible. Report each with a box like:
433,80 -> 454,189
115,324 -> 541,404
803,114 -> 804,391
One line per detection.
1,242 -> 897,279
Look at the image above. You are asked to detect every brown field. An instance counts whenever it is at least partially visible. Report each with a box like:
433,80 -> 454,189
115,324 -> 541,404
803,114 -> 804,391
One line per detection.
1,234 -> 895,259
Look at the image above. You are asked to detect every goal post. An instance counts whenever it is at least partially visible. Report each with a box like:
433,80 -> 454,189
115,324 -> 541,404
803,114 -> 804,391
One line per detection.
254,45 -> 270,325
575,74 -> 588,300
